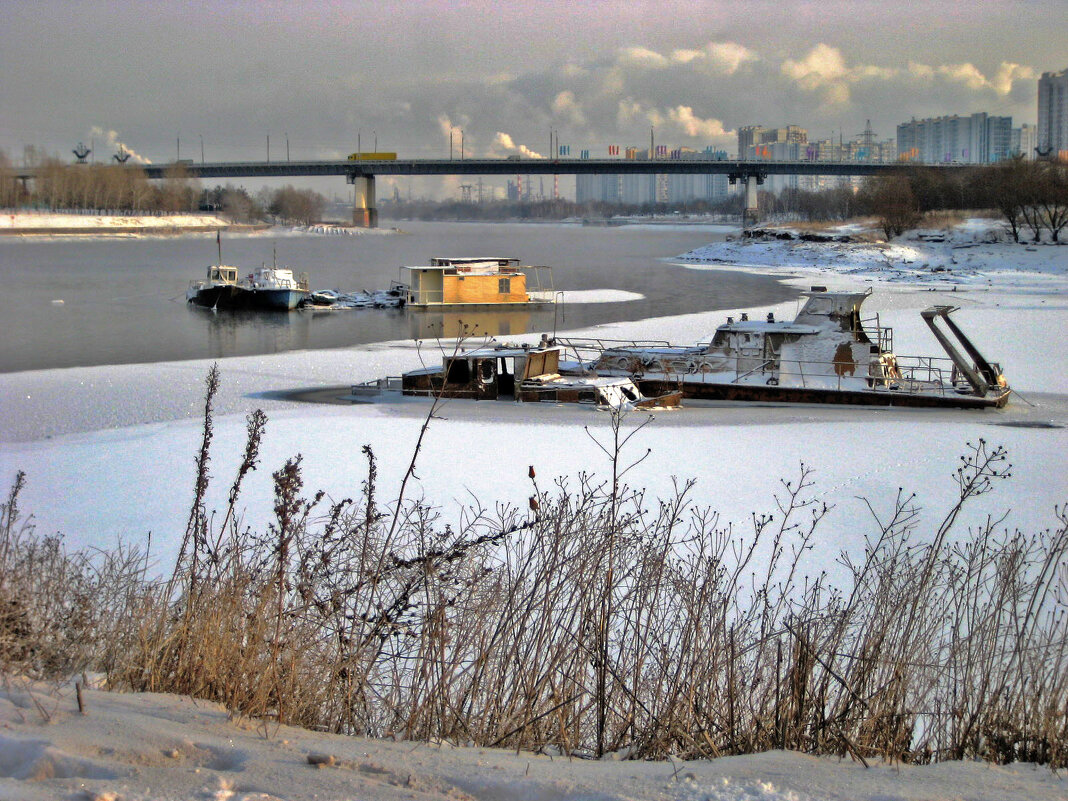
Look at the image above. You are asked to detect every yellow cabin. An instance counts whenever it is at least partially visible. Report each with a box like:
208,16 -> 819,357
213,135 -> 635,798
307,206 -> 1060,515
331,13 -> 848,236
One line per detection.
404,257 -> 555,308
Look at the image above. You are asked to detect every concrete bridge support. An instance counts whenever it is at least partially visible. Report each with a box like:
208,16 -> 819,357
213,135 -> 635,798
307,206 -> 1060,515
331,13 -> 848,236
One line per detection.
728,170 -> 765,228
348,173 -> 377,228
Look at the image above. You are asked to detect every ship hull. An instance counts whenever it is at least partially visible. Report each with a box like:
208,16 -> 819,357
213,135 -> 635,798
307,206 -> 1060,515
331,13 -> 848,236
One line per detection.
636,377 -> 1011,409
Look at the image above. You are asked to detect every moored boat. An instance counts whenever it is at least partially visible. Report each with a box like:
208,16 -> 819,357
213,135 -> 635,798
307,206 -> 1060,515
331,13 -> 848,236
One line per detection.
560,289 -> 1010,409
399,343 -> 681,410
187,264 -> 310,310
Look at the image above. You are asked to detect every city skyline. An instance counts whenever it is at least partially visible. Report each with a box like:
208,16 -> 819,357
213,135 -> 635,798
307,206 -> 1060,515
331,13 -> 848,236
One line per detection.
1,1 -> 1063,197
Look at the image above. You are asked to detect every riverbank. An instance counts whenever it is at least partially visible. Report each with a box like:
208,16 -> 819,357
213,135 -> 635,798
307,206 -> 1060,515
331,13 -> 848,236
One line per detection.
0,211 -> 270,236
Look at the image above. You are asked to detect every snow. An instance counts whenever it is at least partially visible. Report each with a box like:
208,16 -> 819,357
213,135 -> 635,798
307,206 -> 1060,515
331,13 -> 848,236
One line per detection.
557,289 -> 645,303
678,217 -> 1068,294
2,679 -> 1065,801
0,218 -> 1066,800
0,212 -> 232,231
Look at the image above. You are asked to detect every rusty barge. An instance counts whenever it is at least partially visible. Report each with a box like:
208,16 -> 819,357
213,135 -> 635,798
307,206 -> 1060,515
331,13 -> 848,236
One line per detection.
393,343 -> 681,411
559,289 -> 1010,410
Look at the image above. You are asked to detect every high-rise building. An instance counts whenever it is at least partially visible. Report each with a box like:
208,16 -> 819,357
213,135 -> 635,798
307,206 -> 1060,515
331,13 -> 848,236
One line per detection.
896,113 -> 1013,163
737,126 -> 765,158
575,146 -> 733,206
1037,69 -> 1068,158
760,125 -> 808,145
1012,124 -> 1038,159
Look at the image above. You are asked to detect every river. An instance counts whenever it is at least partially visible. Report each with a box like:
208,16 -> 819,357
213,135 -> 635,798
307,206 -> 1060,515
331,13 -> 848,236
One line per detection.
0,221 -> 797,372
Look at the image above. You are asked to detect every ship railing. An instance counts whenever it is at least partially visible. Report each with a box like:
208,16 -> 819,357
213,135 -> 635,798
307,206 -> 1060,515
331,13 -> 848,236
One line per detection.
555,337 -> 674,362
527,289 -> 558,303
673,353 -> 965,396
350,376 -> 403,396
860,313 -> 894,352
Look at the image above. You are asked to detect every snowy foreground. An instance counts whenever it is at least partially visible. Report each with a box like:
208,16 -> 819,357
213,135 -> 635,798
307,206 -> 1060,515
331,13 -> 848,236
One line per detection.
3,677 -> 1067,801
1,218 -> 1067,800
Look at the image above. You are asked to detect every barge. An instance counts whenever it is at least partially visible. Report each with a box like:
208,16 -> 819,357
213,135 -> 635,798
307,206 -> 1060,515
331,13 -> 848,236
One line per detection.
561,289 -> 1010,409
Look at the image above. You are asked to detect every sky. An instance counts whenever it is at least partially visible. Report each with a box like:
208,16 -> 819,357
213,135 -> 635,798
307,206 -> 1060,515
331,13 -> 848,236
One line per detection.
1,0 -> 1064,199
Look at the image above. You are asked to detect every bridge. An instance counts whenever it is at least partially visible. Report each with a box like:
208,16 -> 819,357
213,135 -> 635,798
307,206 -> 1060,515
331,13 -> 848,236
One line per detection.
15,157 -> 957,227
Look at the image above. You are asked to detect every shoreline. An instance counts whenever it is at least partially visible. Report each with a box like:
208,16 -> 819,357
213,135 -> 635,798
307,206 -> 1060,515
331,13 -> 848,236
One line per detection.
0,211 -> 268,236
0,222 -> 272,236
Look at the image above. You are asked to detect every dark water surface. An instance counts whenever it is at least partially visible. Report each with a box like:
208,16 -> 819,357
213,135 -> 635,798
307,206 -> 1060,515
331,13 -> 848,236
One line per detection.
0,221 -> 797,372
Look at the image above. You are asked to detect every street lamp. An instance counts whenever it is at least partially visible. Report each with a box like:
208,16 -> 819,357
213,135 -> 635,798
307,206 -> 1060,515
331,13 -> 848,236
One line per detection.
199,134 -> 204,164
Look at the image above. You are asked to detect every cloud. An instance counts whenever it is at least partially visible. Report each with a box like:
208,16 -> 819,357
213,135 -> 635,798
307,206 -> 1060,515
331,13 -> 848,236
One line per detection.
89,127 -> 151,164
618,46 -> 670,69
551,91 -> 587,126
782,43 -> 848,86
703,42 -> 759,74
667,106 -> 734,140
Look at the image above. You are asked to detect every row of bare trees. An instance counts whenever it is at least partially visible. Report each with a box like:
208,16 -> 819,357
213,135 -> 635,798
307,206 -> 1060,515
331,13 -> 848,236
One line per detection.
859,159 -> 1068,242
1,150 -> 328,225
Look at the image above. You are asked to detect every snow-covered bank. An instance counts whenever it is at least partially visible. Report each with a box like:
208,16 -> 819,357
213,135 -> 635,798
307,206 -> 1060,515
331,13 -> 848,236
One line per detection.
0,211 -> 244,235
2,679 -> 1065,801
679,217 -> 1068,294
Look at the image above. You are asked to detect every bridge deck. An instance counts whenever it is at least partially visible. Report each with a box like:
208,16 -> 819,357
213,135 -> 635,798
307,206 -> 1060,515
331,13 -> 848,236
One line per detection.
15,158 -> 959,181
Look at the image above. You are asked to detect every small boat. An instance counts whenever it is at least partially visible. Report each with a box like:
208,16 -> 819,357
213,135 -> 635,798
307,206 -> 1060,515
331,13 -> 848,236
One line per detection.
560,289 -> 1010,409
399,343 -> 681,410
187,264 -> 310,310
302,282 -> 408,310
187,240 -> 309,311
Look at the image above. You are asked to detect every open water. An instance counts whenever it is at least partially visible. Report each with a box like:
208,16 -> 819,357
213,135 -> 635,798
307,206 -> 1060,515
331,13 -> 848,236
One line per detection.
0,221 -> 797,373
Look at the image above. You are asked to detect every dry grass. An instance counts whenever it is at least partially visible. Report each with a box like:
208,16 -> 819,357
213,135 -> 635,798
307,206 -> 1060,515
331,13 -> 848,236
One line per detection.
2,367 -> 1066,766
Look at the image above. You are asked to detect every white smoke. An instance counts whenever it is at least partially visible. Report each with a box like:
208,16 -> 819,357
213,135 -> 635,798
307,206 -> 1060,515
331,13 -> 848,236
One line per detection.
490,132 -> 544,159
89,127 -> 151,164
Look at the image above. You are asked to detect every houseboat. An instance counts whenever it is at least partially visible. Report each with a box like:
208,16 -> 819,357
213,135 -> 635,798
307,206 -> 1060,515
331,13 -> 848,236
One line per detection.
399,343 -> 681,410
403,257 -> 555,309
560,289 -> 1010,409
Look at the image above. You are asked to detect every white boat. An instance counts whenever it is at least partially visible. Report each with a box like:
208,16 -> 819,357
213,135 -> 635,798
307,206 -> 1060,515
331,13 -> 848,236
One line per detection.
188,264 -> 309,310
560,289 -> 1011,409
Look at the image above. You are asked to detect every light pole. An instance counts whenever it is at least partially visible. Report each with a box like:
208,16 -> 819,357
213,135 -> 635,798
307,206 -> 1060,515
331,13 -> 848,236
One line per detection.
267,134 -> 270,163
460,129 -> 464,160
285,132 -> 289,162
176,134 -> 180,162
199,134 -> 204,164
373,130 -> 377,152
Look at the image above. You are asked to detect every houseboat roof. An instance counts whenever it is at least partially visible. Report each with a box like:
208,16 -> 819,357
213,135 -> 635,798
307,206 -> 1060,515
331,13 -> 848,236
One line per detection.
404,257 -> 531,274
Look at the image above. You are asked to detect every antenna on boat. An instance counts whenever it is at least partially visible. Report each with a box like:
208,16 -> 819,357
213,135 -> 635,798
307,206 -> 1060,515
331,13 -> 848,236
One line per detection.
216,229 -> 222,266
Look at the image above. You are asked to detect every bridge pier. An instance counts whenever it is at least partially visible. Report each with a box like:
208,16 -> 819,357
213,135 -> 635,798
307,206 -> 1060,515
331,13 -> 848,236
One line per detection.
728,170 -> 766,228
347,173 -> 377,228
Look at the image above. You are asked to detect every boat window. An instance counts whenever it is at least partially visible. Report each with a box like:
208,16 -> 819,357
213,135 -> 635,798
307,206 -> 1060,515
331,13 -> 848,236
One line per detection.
498,277 -> 511,295
621,386 -> 637,401
444,359 -> 471,385
578,390 -> 597,404
479,360 -> 495,383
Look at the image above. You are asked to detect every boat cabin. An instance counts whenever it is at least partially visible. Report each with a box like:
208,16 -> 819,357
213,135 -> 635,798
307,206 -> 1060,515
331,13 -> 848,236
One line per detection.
401,344 -> 679,409
404,257 -> 554,308
207,265 -> 239,284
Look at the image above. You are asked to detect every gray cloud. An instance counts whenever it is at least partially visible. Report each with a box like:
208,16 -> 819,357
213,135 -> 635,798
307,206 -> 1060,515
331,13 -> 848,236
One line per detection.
1,1 -> 1061,197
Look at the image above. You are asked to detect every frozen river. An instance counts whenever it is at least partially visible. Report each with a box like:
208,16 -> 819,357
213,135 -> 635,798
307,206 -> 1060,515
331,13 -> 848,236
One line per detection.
0,220 -> 796,372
